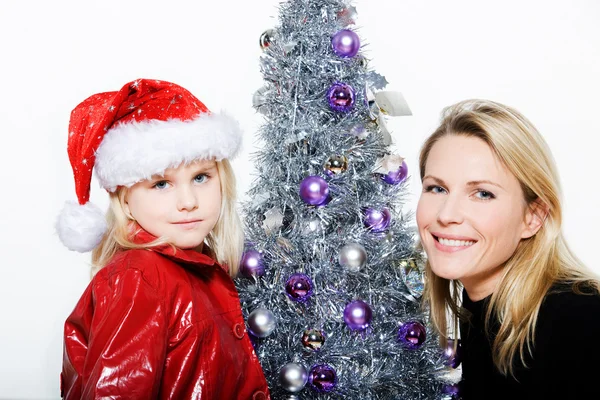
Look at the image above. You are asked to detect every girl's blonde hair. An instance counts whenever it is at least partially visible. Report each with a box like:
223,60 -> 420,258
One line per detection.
420,99 -> 598,377
91,159 -> 244,278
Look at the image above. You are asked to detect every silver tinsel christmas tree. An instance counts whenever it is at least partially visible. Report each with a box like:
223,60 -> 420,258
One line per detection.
236,0 -> 458,398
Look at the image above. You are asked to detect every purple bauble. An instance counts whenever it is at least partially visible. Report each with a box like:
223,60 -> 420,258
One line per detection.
442,383 -> 461,398
331,29 -> 360,58
299,176 -> 330,206
285,273 -> 314,303
308,364 -> 337,393
362,207 -> 392,233
397,321 -> 427,349
327,82 -> 355,112
443,338 -> 463,369
343,300 -> 373,331
382,160 -> 408,185
240,249 -> 265,277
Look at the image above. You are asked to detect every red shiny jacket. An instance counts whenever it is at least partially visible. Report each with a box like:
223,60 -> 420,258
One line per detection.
61,230 -> 270,399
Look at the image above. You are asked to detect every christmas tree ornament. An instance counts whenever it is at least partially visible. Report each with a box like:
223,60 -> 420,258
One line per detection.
260,29 -> 275,50
375,154 -> 408,185
285,273 -> 314,303
362,207 -> 392,232
308,364 -> 338,393
442,383 -> 461,399
339,243 -> 367,271
324,155 -> 348,176
262,206 -> 284,234
279,362 -> 308,393
344,300 -> 373,331
443,338 -> 462,368
253,86 -> 270,113
327,82 -> 355,112
301,217 -> 323,235
331,29 -> 360,58
248,308 -> 277,338
240,249 -> 266,278
301,328 -> 326,352
349,123 -> 369,140
336,6 -> 358,26
299,176 -> 330,206
396,258 -> 425,299
397,321 -> 426,349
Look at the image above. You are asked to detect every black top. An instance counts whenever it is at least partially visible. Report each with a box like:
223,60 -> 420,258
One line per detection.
460,283 -> 600,400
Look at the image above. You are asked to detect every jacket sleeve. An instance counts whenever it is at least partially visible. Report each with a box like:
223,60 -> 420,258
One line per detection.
62,267 -> 168,399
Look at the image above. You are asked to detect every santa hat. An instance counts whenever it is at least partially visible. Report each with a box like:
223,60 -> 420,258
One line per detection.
56,78 -> 242,252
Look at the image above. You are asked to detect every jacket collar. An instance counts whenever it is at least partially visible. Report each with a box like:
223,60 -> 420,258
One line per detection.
131,226 -> 218,269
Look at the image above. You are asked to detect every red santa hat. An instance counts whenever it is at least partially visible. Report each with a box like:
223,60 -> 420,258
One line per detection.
56,78 -> 242,252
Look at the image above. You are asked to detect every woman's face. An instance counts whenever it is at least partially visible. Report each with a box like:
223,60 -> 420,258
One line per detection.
124,159 -> 222,249
416,135 -> 539,299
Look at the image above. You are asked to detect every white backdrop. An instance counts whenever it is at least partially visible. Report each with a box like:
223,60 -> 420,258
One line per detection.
1,0 -> 598,398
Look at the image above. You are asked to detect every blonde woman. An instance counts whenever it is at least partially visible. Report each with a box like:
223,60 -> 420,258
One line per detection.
56,79 -> 269,399
416,100 -> 600,398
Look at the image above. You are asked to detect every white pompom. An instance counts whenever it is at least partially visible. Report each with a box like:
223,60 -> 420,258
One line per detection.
56,201 -> 107,252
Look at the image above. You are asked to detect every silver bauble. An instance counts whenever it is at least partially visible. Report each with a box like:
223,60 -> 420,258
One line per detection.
339,243 -> 367,271
279,362 -> 308,393
248,308 -> 276,338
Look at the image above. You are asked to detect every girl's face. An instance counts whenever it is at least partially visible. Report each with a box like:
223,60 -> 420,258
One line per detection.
416,135 -> 540,299
124,159 -> 222,250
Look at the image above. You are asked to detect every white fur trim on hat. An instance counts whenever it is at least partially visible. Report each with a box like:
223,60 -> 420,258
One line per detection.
56,201 -> 107,252
94,112 -> 242,192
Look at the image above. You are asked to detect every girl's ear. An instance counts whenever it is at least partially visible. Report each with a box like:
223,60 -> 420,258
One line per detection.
521,198 -> 549,239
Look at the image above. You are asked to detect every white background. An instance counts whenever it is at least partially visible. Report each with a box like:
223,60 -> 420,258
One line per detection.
0,0 -> 598,398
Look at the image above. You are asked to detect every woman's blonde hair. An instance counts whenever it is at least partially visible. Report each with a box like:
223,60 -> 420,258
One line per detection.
420,99 -> 598,377
91,159 -> 244,278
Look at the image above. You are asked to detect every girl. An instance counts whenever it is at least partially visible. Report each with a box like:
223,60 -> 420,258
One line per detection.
416,100 -> 600,399
56,79 -> 270,400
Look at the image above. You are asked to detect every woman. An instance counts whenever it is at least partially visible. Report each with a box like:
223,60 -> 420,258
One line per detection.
416,99 -> 600,399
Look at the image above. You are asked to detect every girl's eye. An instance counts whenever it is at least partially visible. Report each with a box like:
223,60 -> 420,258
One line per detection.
152,180 -> 170,190
424,185 -> 447,194
475,190 -> 495,200
194,174 -> 208,184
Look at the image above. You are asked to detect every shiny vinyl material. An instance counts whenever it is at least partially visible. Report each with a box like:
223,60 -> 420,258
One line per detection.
61,230 -> 270,399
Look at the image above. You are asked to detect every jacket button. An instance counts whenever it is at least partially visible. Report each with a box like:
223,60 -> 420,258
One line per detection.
252,391 -> 267,400
233,322 -> 245,339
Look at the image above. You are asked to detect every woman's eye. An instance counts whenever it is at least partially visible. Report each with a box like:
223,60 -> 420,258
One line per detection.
475,190 -> 495,200
153,180 -> 169,190
194,174 -> 208,184
425,185 -> 446,194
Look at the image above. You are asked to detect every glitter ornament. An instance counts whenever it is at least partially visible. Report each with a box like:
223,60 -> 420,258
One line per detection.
285,273 -> 314,303
382,159 -> 408,185
299,176 -> 330,206
259,29 -> 275,50
397,258 -> 425,299
443,338 -> 462,368
248,308 -> 277,338
338,243 -> 367,271
331,29 -> 360,58
308,364 -> 337,393
324,155 -> 348,176
397,321 -> 426,349
301,328 -> 326,352
344,300 -> 373,331
240,249 -> 265,278
327,82 -> 355,112
279,362 -> 308,393
362,207 -> 392,232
